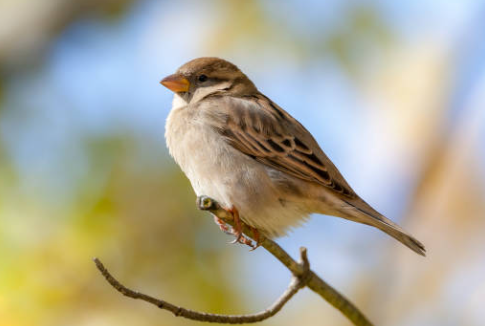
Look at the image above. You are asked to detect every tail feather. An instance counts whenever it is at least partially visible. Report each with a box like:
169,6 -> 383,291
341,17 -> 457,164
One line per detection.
373,219 -> 426,256
342,199 -> 426,256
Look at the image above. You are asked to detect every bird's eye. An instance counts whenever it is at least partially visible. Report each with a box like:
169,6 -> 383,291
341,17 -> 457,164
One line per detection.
198,74 -> 208,82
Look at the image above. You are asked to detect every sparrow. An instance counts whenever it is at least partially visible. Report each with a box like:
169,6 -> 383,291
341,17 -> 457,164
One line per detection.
161,57 -> 425,256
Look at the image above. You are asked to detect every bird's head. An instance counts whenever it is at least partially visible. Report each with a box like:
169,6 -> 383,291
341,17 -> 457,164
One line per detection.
160,57 -> 257,105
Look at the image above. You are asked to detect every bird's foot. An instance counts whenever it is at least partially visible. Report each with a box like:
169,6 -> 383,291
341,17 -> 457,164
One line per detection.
213,216 -> 233,235
249,227 -> 262,251
227,206 -> 251,247
218,206 -> 260,250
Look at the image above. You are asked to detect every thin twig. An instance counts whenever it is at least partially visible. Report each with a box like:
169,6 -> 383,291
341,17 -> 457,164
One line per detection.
94,247 -> 310,324
93,196 -> 374,326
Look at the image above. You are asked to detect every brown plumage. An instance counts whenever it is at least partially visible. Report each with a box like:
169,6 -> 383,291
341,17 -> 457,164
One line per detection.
162,57 -> 426,256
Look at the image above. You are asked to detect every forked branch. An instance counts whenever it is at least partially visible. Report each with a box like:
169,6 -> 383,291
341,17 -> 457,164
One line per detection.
93,196 -> 373,326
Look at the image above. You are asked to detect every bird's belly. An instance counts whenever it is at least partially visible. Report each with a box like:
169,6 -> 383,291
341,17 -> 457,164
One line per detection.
167,121 -> 309,237
176,126 -> 260,203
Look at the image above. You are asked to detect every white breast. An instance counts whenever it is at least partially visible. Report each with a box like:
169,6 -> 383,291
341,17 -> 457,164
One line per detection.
164,95 -> 310,237
165,97 -> 242,203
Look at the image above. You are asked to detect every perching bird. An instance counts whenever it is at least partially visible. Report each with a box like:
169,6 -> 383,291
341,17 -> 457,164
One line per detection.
161,57 -> 425,256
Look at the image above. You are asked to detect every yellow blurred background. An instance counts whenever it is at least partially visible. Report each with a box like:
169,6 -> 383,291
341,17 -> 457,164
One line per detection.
1,1 -> 484,325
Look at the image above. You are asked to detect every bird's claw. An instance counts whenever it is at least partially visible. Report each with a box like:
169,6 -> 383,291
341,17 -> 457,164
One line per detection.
248,227 -> 262,251
213,205 -> 261,250
214,216 -> 232,235
229,229 -> 255,248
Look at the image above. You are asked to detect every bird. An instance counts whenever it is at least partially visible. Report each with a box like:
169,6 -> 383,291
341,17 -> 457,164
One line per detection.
161,57 -> 425,256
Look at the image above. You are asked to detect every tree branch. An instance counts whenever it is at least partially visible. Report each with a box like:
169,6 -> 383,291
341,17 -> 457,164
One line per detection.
197,196 -> 373,326
93,196 -> 374,326
94,247 -> 308,324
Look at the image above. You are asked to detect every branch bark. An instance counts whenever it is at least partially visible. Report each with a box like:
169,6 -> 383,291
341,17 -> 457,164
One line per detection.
94,196 -> 374,326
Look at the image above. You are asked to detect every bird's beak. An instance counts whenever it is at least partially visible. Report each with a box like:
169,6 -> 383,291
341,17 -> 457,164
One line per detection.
160,74 -> 190,93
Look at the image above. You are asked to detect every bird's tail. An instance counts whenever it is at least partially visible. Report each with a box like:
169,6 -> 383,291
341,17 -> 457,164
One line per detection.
372,218 -> 426,256
342,199 -> 426,256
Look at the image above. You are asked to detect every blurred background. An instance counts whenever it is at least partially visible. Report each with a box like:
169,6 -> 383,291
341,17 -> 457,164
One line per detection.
1,0 -> 484,325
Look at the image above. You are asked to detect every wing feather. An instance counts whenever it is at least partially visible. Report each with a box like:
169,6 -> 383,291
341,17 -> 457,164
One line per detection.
209,94 -> 357,198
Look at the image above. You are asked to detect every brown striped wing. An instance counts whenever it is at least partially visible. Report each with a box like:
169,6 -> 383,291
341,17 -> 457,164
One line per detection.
214,94 -> 356,198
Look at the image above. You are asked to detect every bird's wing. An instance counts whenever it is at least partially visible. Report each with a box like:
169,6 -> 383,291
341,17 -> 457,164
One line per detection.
204,93 -> 357,199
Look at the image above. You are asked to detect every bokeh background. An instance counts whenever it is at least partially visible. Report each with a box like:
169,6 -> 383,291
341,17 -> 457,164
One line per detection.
1,0 -> 484,325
